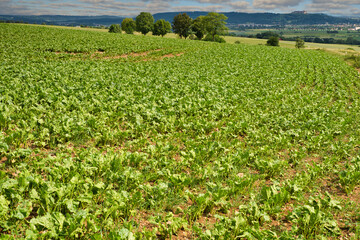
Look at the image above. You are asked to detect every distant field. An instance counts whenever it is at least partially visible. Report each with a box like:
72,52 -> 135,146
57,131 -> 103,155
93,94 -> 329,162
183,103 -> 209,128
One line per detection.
231,28 -> 360,41
26,24 -> 360,55
224,35 -> 360,53
1,23 -> 360,239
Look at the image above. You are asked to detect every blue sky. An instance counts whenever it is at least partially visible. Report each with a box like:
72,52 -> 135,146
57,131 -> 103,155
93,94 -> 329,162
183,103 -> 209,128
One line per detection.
1,0 -> 360,17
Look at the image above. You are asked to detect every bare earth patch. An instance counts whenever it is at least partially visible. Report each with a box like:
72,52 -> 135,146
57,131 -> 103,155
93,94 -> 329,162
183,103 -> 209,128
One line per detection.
159,53 -> 184,60
0,156 -> 7,164
53,49 -> 184,61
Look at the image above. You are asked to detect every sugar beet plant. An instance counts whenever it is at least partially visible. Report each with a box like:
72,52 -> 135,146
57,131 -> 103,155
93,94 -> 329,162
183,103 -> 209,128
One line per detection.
0,23 -> 360,239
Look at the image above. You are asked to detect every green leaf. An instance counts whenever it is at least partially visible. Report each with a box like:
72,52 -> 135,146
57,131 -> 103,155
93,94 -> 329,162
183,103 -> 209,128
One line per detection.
0,195 -> 9,217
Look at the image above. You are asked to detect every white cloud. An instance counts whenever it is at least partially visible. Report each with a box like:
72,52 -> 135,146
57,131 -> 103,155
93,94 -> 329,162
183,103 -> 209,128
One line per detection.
196,0 -> 231,3
312,0 -> 360,4
253,0 -> 304,10
171,4 -> 227,12
226,1 -> 257,12
306,1 -> 360,15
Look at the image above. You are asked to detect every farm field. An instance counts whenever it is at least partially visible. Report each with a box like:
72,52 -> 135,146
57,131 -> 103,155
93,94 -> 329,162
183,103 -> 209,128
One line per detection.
20,24 -> 360,55
224,35 -> 360,53
1,23 -> 360,239
231,29 -> 360,41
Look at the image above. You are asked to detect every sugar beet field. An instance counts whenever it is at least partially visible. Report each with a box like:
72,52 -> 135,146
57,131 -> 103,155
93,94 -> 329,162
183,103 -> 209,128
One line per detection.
0,24 -> 360,239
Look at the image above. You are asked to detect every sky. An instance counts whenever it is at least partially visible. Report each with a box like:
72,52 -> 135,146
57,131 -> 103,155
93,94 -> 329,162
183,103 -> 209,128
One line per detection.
1,0 -> 360,17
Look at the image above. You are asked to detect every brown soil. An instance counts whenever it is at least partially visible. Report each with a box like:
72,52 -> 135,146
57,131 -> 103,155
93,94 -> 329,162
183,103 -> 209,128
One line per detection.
0,156 -> 7,164
303,156 -> 322,166
337,186 -> 360,203
132,210 -> 157,232
55,49 -> 184,61
172,230 -> 193,240
119,51 -> 151,58
159,53 -> 184,60
55,51 -> 81,55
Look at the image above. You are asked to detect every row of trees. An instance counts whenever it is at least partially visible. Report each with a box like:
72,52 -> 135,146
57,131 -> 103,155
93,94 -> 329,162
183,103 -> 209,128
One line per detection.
300,36 -> 360,45
250,30 -> 360,46
109,12 -> 228,42
109,13 -> 170,37
173,12 -> 228,42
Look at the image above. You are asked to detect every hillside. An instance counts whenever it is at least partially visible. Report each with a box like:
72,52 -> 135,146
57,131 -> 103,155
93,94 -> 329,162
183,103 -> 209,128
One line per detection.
0,24 -> 360,239
0,15 -> 124,26
154,11 -> 360,25
1,12 -> 360,27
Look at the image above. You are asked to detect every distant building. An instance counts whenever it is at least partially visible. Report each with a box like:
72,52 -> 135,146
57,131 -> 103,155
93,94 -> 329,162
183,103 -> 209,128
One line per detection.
349,27 -> 360,31
292,11 -> 308,14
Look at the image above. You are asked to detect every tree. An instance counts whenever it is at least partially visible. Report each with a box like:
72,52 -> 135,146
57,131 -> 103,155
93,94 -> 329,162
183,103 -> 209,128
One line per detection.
136,12 -> 154,35
295,38 -> 305,48
266,36 -> 279,46
153,19 -> 171,37
109,24 -> 121,33
172,13 -> 192,39
121,18 -> 136,34
192,16 -> 206,40
203,12 -> 228,41
256,31 -> 279,39
314,37 -> 323,43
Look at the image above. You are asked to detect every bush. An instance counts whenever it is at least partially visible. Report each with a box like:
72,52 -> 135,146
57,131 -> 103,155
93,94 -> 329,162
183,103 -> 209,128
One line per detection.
266,36 -> 279,47
295,38 -> 305,49
188,34 -> 196,40
109,24 -> 121,33
235,40 -> 241,44
345,54 -> 360,68
203,34 -> 226,43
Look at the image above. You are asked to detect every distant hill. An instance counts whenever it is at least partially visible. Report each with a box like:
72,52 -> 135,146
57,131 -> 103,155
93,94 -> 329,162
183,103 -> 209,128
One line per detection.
153,12 -> 360,26
0,15 -> 125,26
1,12 -> 360,27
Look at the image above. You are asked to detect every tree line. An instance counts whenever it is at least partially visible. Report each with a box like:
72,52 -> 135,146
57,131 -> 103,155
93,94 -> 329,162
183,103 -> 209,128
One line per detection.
109,12 -> 228,43
247,31 -> 360,46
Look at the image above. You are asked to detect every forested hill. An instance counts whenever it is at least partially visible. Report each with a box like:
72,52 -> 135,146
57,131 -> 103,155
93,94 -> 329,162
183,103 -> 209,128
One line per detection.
0,15 -> 125,26
1,12 -> 359,26
153,12 -> 360,25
